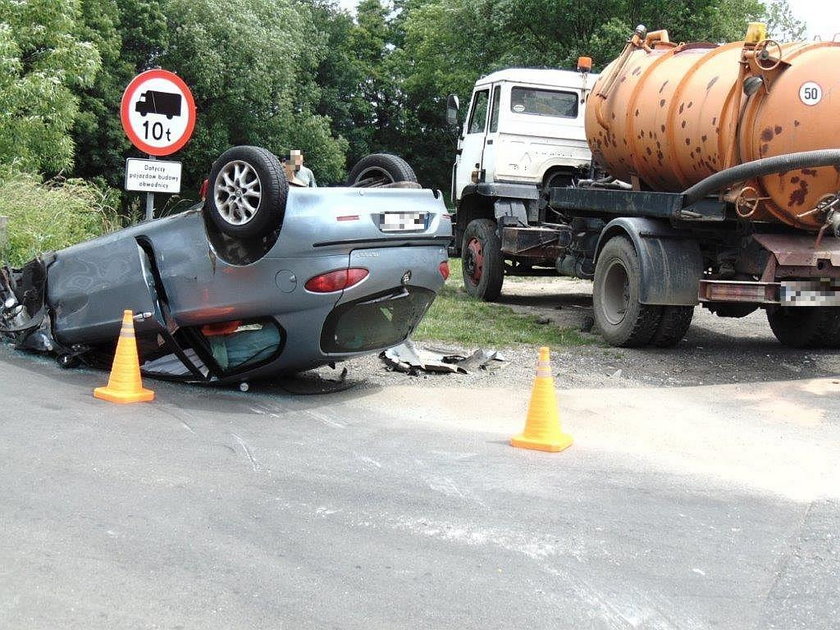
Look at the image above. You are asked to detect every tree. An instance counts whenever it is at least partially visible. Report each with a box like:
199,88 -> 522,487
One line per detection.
0,0 -> 100,173
764,0 -> 806,41
155,0 -> 348,187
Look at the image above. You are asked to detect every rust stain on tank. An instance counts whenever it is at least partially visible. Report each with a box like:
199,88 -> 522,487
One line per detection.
794,120 -> 801,127
791,176 -> 800,184
761,128 -> 774,142
632,66 -> 642,76
659,80 -> 669,93
774,125 -> 782,135
706,76 -> 719,90
679,103 -> 685,114
802,168 -> 817,177
761,143 -> 769,155
789,181 -> 809,206
659,99 -> 666,107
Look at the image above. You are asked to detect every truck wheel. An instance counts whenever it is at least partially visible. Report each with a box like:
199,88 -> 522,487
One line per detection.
347,153 -> 417,187
205,146 -> 287,239
462,218 -> 504,301
766,306 -> 840,348
593,236 -> 662,347
650,306 -> 693,347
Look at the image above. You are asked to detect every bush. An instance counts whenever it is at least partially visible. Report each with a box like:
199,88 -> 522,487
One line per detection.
0,168 -> 122,266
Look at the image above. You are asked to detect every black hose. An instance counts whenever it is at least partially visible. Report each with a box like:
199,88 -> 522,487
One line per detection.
682,149 -> 840,207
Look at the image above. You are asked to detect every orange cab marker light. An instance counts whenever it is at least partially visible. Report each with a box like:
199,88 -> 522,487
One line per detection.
337,215 -> 360,222
305,268 -> 369,293
439,261 -> 450,280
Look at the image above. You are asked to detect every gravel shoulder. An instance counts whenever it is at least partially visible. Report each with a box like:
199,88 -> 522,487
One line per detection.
332,276 -> 840,392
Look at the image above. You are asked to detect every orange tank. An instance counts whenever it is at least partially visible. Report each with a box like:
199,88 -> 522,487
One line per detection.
585,26 -> 840,231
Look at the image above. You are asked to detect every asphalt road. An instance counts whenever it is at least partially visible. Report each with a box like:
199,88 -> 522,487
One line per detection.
0,344 -> 838,629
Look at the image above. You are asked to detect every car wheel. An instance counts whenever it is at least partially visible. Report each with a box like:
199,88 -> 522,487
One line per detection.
593,236 -> 663,347
205,146 -> 288,239
462,218 -> 504,301
766,305 -> 840,348
347,153 -> 418,187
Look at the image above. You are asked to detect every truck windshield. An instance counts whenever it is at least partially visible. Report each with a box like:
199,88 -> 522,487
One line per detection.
510,87 -> 578,118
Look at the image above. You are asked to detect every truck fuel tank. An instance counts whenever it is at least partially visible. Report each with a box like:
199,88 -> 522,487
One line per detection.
585,24 -> 840,231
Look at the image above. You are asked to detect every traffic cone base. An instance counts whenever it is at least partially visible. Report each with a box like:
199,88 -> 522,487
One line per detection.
510,433 -> 572,453
511,346 -> 572,453
93,309 -> 155,404
93,385 -> 155,404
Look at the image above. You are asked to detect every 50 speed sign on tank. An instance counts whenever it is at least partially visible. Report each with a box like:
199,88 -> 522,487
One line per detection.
121,69 -> 196,156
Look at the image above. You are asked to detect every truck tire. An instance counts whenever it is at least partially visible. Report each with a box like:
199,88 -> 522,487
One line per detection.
205,146 -> 287,239
650,306 -> 693,347
347,153 -> 417,187
766,305 -> 840,348
593,236 -> 663,347
462,218 -> 504,301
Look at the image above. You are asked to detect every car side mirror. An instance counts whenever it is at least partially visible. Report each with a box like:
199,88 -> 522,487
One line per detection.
446,94 -> 460,128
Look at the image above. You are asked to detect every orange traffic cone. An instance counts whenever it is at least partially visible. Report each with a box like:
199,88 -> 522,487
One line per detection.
510,347 -> 572,452
93,310 -> 155,404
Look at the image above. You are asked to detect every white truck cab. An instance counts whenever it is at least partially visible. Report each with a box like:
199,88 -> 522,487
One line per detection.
447,64 -> 599,301
452,67 -> 597,204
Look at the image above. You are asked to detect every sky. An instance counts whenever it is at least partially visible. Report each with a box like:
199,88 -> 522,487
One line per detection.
788,0 -> 840,39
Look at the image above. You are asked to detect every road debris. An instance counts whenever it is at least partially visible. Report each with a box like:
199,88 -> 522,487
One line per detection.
382,340 -> 507,375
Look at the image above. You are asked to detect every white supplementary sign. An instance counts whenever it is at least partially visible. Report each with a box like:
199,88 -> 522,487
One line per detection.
120,69 -> 196,156
125,158 -> 182,193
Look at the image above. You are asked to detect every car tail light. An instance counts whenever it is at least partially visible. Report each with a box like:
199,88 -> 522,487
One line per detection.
305,268 -> 369,293
199,178 -> 209,200
439,261 -> 450,280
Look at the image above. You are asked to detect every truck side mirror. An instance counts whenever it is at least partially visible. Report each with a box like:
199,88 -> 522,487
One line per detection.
446,94 -> 460,128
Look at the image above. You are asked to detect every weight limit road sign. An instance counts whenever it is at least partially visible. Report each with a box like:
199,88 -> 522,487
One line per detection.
120,69 -> 196,156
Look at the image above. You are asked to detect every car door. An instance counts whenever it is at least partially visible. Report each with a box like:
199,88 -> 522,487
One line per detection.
454,87 -> 490,202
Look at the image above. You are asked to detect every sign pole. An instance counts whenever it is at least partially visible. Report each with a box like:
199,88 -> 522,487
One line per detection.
145,155 -> 156,221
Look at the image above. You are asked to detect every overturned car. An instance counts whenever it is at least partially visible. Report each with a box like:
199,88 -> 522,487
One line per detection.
0,147 -> 451,386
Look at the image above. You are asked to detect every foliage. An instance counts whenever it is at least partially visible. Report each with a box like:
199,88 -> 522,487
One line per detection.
414,260 -> 592,346
0,0 -> 101,173
153,0 -> 347,188
763,1 -> 806,41
0,168 -> 121,265
0,0 -> 804,202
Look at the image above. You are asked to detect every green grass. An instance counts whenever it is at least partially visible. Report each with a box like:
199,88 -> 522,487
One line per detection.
0,168 -> 122,266
414,259 -> 593,347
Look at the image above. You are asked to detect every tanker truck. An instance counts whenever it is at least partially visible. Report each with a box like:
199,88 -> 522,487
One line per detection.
448,23 -> 840,348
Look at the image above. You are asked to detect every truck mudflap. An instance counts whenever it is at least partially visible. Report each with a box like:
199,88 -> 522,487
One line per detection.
595,217 -> 702,306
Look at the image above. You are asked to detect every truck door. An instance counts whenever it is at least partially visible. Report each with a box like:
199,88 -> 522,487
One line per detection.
454,87 -> 490,202
481,84 -> 502,183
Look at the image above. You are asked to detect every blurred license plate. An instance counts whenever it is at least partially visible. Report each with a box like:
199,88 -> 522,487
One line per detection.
378,212 -> 427,232
781,280 -> 840,306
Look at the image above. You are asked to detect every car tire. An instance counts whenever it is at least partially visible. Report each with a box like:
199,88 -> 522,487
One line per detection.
347,153 -> 418,187
593,236 -> 663,347
766,305 -> 840,348
462,218 -> 504,301
205,146 -> 288,239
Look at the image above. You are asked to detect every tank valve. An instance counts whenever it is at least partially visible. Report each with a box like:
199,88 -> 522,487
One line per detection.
811,194 -> 840,247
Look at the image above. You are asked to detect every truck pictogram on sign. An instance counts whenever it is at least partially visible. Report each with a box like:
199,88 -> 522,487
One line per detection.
120,69 -> 195,156
135,91 -> 182,119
